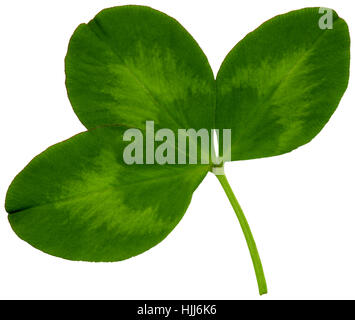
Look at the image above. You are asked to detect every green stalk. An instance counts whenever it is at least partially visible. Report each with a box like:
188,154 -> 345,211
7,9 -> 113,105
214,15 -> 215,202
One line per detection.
215,171 -> 267,295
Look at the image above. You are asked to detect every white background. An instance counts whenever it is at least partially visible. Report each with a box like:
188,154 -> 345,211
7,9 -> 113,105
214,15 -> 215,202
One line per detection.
0,0 -> 354,300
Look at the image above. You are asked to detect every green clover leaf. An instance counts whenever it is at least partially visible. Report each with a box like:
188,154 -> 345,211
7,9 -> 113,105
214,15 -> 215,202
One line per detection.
216,8 -> 350,160
65,5 -> 215,132
5,6 -> 350,295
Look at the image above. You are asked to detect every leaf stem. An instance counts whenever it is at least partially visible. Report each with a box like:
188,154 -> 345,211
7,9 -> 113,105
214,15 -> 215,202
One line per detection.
215,171 -> 267,295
